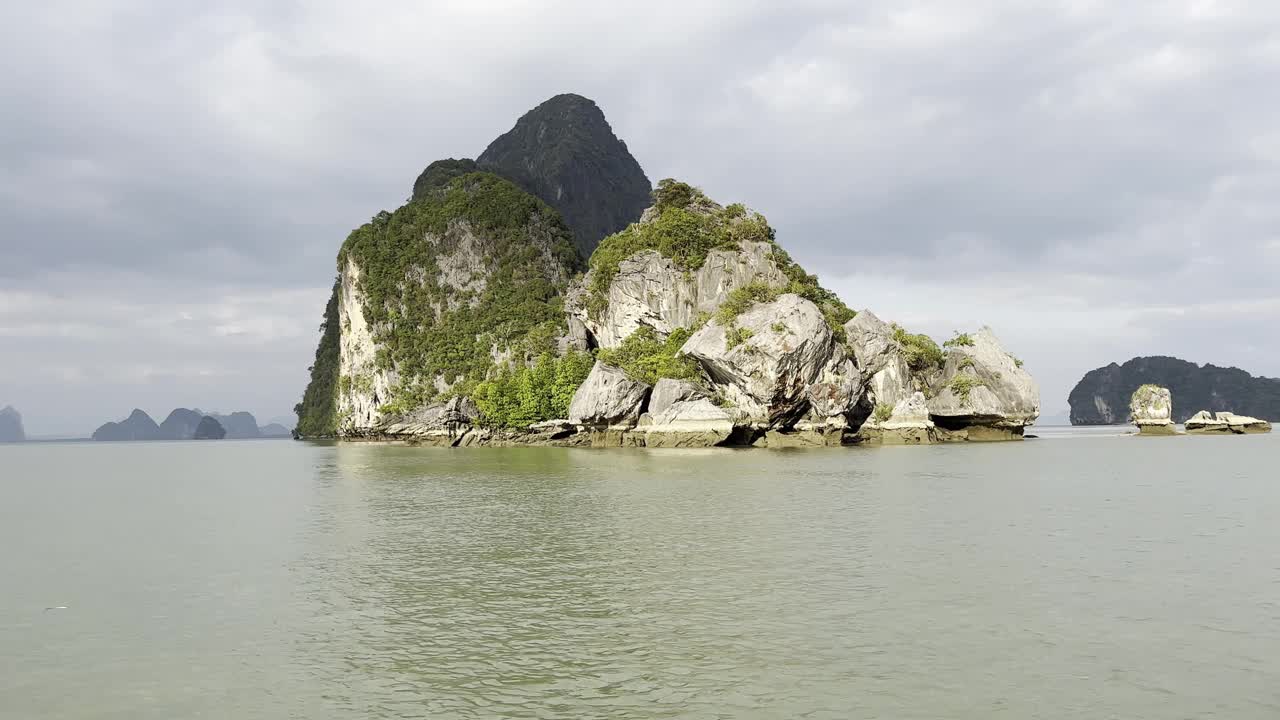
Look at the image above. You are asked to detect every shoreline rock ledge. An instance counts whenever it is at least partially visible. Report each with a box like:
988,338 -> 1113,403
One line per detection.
1185,411 -> 1272,435
1130,385 -> 1177,436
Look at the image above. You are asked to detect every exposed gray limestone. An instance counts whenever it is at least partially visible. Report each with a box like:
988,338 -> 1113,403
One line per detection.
1130,385 -> 1176,435
927,328 -> 1040,434
681,294 -> 837,427
568,362 -> 652,427
569,241 -> 789,349
844,311 -> 914,409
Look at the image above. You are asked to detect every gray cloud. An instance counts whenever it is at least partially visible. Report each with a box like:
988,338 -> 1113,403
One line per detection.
2,0 -> 1278,434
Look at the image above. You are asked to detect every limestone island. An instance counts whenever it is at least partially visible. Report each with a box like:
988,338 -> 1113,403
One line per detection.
294,94 -> 1040,447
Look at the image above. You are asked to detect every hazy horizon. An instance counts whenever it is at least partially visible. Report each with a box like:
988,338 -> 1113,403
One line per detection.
4,2 -> 1279,436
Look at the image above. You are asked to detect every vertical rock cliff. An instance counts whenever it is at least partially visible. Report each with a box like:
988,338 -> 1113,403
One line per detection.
0,406 -> 24,442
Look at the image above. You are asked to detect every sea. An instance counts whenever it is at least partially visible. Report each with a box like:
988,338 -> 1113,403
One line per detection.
2,428 -> 1277,719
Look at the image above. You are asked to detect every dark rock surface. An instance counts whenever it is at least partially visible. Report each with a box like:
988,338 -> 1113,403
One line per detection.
193,416 -> 226,440
158,408 -> 205,440
1069,356 -> 1280,424
209,412 -> 261,439
92,409 -> 162,441
0,406 -> 24,442
477,93 -> 651,258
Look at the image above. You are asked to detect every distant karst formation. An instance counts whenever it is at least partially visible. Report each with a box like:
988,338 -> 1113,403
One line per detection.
0,406 -> 25,442
1069,356 -> 1280,424
410,93 -> 652,259
92,409 -> 290,441
193,416 -> 226,440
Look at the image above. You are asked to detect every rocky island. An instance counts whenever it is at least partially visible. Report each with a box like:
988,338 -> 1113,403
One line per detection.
1127,384 -> 1270,436
1070,356 -> 1280,424
294,94 -> 1040,447
0,406 -> 25,443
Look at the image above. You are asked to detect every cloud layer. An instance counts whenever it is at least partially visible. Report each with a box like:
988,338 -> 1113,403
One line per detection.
3,0 -> 1277,434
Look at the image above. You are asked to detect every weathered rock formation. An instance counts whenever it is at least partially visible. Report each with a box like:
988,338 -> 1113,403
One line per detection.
93,409 -> 162,441
259,423 -> 293,438
927,328 -> 1040,441
1070,356 -> 1280,425
1130,385 -> 1176,435
0,406 -> 24,442
193,416 -> 226,440
859,393 -> 935,445
569,241 -> 789,349
1185,410 -> 1272,435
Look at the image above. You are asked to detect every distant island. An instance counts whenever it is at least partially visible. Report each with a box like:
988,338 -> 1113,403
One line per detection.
0,406 -> 24,442
91,409 -> 292,441
1069,356 -> 1280,424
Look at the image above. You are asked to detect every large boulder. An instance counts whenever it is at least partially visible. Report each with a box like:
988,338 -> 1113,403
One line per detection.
1129,384 -> 1176,435
844,311 -> 914,409
927,328 -> 1039,436
1185,410 -> 1271,435
568,362 -> 651,427
681,294 -> 838,427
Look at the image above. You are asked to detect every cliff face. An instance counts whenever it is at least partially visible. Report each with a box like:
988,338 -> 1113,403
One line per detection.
477,93 -> 651,258
318,172 -> 580,436
0,406 -> 24,442
1069,356 -> 1280,424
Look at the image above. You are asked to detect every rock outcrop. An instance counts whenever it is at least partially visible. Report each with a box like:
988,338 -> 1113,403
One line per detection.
1185,410 -> 1272,435
193,416 -> 226,440
860,392 -> 936,445
1070,356 -> 1280,424
259,423 -> 292,438
570,242 -> 789,349
568,362 -> 651,428
1130,385 -> 1176,435
640,379 -> 734,447
927,328 -> 1039,440
477,93 -> 651,259
843,311 -> 914,410
93,409 -> 162,441
681,294 -> 848,427
0,406 -> 24,442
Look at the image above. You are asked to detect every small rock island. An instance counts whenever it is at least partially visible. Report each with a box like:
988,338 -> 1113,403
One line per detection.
0,406 -> 25,443
1129,385 -> 1271,436
294,94 -> 1041,447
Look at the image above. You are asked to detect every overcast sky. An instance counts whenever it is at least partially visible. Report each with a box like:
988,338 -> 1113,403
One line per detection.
3,1 -> 1279,435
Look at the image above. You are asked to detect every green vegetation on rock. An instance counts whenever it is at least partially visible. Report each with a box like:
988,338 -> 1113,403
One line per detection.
873,403 -> 894,423
597,325 -> 702,385
949,374 -> 985,404
943,332 -> 975,348
472,350 -> 594,428
337,172 -> 581,411
725,326 -> 755,350
891,324 -> 945,373
590,180 -> 854,336
294,281 -> 341,437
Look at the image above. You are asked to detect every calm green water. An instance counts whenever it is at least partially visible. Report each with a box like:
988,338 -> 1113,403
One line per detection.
2,432 -> 1278,719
